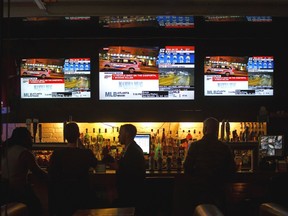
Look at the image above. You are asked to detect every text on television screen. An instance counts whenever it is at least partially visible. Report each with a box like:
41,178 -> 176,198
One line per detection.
204,56 -> 273,96
99,46 -> 195,100
20,58 -> 91,99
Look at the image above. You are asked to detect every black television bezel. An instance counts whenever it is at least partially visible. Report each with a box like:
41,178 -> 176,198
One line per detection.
19,57 -> 92,99
98,44 -> 196,101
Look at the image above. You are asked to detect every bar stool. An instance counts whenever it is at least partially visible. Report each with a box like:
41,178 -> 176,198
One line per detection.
259,202 -> 288,216
193,204 -> 224,216
0,202 -> 29,216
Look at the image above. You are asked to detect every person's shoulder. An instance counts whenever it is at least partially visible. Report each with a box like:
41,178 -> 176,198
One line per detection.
191,139 -> 205,147
52,147 -> 66,153
51,147 -> 69,157
133,141 -> 144,152
82,148 -> 95,155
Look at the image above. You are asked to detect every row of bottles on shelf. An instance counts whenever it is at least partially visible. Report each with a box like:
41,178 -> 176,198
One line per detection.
149,128 -> 202,171
78,127 -> 203,170
220,121 -> 267,142
80,128 -> 123,161
75,121 -> 266,170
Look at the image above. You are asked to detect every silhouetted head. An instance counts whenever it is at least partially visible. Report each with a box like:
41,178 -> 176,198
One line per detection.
9,127 -> 33,149
118,124 -> 137,145
65,122 -> 80,144
203,117 -> 219,137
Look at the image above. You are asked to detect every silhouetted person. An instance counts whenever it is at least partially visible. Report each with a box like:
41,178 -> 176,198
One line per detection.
48,122 -> 98,216
115,124 -> 146,212
182,117 -> 236,214
1,127 -> 48,216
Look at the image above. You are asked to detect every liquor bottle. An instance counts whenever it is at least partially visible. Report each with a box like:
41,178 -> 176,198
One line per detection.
154,141 -> 162,170
177,152 -> 182,172
161,128 -> 167,156
226,120 -> 230,142
220,119 -> 225,141
97,128 -> 104,144
193,129 -> 197,141
84,128 -> 90,148
113,137 -> 120,157
239,122 -> 243,142
157,148 -> 163,171
186,130 -> 193,149
149,150 -> 155,171
156,129 -> 160,145
198,131 -> 202,140
249,122 -> 255,141
167,130 -> 174,156
91,128 -> 97,145
153,129 -> 160,162
166,155 -> 172,172
186,130 -> 192,142
96,129 -> 104,160
243,124 -> 249,142
161,128 -> 166,145
150,129 -> 155,146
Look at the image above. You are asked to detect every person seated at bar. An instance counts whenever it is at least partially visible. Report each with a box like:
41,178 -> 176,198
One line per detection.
1,127 -> 48,216
48,122 -> 98,216
182,117 -> 236,214
114,124 -> 146,213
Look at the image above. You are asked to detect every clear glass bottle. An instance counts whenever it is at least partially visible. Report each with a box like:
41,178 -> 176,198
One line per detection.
84,128 -> 90,148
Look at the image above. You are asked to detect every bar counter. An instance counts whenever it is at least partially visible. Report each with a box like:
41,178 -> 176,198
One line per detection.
70,169 -> 280,216
29,142 -> 285,215
25,167 -> 285,216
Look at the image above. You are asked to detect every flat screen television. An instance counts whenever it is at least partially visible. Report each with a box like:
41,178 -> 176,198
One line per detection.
204,16 -> 272,22
99,16 -> 194,28
204,56 -> 273,96
134,134 -> 151,155
259,135 -> 284,158
99,45 -> 195,100
20,58 -> 91,98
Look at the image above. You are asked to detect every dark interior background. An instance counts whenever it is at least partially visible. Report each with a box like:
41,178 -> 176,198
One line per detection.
1,16 -> 288,123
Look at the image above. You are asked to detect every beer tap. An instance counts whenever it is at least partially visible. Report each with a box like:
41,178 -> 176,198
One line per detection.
226,120 -> 230,142
26,119 -> 32,134
39,124 -> 42,143
220,119 -> 225,141
32,118 -> 39,144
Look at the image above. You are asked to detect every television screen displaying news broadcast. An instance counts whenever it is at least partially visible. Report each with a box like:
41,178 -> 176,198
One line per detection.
20,58 -> 91,99
99,16 -> 195,28
99,45 -> 195,100
204,56 -> 273,96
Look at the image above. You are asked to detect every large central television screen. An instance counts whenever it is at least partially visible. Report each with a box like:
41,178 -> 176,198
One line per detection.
99,16 -> 194,28
20,58 -> 91,99
204,56 -> 273,96
99,46 -> 195,100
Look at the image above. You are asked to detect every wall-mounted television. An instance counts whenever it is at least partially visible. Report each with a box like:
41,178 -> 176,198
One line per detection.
259,135 -> 284,158
99,16 -> 194,28
20,58 -> 91,98
204,56 -> 273,96
99,45 -> 195,100
204,16 -> 272,22
134,134 -> 151,155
